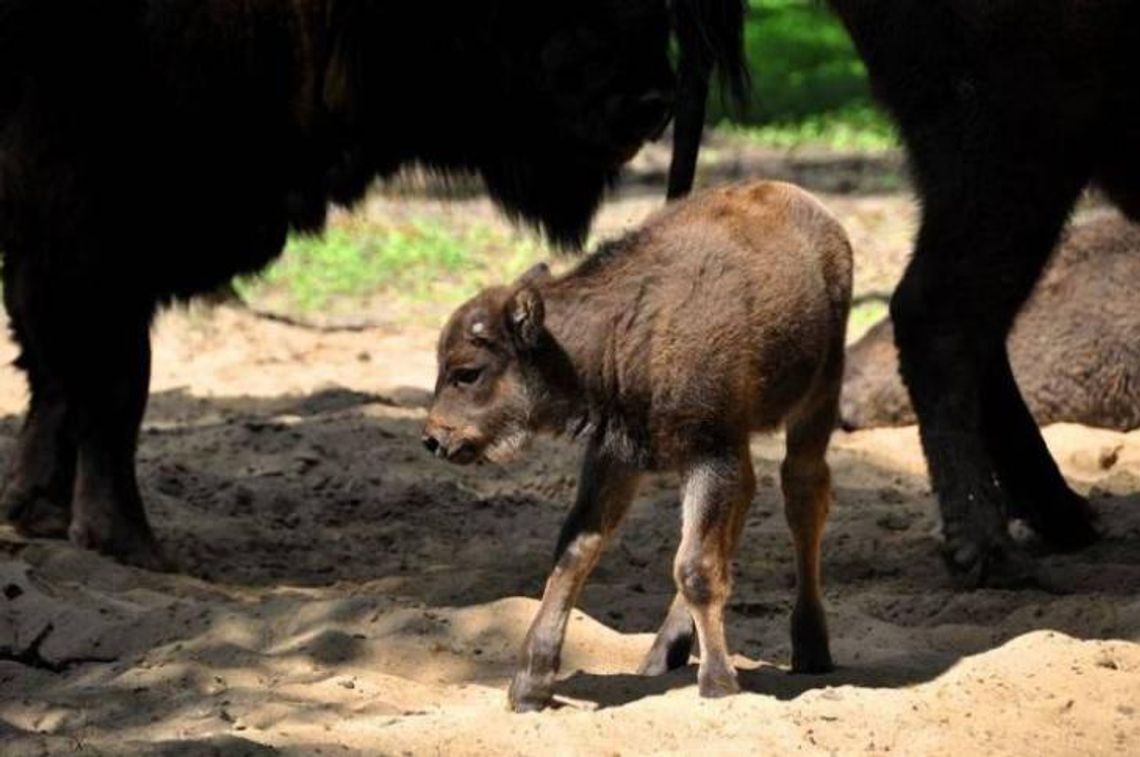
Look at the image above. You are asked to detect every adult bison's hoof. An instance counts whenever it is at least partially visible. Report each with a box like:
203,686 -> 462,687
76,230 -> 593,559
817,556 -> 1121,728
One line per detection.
942,536 -> 1037,590
1024,490 -> 1099,553
507,673 -> 553,713
69,519 -> 169,572
3,490 -> 70,539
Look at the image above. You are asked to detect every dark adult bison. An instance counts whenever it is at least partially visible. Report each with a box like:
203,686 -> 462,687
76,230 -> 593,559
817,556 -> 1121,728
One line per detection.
828,1 -> 1140,583
0,1 -> 747,568
842,212 -> 1140,433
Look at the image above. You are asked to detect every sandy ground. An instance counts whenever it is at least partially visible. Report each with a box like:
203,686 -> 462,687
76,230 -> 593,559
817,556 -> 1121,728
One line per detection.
1,181 -> 1138,755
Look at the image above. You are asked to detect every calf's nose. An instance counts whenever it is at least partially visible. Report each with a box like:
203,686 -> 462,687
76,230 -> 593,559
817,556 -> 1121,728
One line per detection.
423,419 -> 457,459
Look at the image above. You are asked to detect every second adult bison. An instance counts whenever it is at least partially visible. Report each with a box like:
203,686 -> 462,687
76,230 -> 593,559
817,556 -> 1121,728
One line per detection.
829,0 -> 1140,582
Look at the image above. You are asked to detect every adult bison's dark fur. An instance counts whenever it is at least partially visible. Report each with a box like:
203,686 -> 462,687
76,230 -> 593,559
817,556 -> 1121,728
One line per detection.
827,1 -> 1140,584
0,0 -> 747,568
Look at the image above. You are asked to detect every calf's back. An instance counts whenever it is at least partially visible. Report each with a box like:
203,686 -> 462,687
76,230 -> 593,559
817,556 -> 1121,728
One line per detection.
543,181 -> 853,457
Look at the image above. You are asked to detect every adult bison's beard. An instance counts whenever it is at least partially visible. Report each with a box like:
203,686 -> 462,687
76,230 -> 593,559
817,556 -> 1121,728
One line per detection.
479,151 -> 618,250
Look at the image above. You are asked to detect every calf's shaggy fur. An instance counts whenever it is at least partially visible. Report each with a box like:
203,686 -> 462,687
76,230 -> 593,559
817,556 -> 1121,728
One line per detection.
425,181 -> 852,710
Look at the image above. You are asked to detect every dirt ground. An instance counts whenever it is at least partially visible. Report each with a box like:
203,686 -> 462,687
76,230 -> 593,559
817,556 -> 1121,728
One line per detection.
1,173 -> 1138,755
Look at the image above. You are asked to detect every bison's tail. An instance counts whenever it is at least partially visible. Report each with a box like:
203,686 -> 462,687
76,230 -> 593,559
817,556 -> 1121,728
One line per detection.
667,0 -> 750,199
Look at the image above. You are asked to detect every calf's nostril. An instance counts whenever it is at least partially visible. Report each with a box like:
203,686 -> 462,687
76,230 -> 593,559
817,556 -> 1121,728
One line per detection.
422,435 -> 439,454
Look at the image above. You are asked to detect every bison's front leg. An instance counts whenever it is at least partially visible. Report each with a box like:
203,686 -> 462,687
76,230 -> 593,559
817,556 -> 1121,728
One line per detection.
2,260 -> 78,537
66,308 -> 163,571
891,151 -> 1088,585
508,442 -> 639,712
2,267 -> 75,537
2,387 -> 74,538
1,373 -> 75,538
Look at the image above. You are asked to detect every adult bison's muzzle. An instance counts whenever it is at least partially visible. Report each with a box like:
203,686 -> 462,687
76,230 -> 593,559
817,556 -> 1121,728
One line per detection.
0,0 -> 748,568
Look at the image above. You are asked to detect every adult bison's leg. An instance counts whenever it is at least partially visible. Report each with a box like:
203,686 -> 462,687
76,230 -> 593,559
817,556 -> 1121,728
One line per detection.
1,263 -> 76,538
65,298 -> 162,570
981,348 -> 1096,550
891,161 -> 1084,585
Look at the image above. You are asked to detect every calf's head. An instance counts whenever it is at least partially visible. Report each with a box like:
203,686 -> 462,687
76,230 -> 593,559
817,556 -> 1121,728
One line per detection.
424,267 -> 554,465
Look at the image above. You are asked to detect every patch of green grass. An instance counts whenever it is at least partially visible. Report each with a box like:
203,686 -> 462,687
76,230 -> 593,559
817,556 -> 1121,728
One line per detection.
709,1 -> 896,150
236,217 -> 546,314
720,104 -> 897,151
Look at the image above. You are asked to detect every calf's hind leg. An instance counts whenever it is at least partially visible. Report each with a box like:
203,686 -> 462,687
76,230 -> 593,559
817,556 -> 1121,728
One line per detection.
508,441 -> 640,712
673,450 -> 754,698
638,479 -> 751,677
782,389 -> 837,674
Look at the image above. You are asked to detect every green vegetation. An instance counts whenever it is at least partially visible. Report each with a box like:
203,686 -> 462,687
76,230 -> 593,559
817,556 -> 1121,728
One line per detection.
720,104 -> 896,151
847,298 -> 889,343
712,0 -> 896,149
236,216 -> 545,316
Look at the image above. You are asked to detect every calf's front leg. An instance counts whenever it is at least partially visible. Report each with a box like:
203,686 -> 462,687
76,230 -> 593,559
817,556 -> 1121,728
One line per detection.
508,442 -> 639,712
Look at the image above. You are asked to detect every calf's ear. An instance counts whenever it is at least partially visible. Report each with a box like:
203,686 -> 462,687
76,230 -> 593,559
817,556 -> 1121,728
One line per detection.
506,287 -> 545,349
516,262 -> 552,286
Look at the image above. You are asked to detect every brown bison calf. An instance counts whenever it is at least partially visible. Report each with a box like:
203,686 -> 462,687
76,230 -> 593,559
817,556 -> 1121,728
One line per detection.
424,181 -> 852,711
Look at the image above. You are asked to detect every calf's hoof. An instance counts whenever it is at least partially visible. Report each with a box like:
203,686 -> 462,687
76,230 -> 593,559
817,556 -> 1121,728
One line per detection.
4,490 -> 70,539
69,518 -> 168,572
697,669 -> 740,699
507,673 -> 553,713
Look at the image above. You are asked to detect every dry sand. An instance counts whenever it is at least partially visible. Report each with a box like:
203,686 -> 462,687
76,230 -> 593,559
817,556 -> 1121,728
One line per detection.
0,188 -> 1137,755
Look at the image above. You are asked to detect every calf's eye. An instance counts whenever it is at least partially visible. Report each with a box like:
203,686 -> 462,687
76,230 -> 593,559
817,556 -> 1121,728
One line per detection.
452,367 -> 484,387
